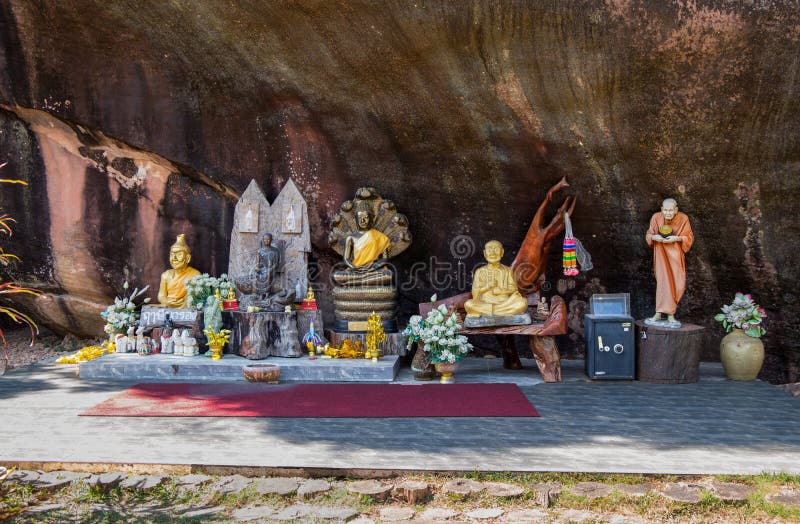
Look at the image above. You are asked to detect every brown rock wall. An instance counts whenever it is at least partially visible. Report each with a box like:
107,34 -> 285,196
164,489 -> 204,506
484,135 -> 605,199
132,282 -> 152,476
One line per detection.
0,1 -> 798,379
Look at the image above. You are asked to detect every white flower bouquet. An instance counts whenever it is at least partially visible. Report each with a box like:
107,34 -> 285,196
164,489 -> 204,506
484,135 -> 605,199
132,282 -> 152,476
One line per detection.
403,296 -> 472,364
184,273 -> 233,310
100,282 -> 150,335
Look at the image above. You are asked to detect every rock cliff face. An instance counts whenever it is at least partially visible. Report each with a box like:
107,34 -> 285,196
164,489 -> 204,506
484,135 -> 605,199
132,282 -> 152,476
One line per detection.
0,1 -> 798,380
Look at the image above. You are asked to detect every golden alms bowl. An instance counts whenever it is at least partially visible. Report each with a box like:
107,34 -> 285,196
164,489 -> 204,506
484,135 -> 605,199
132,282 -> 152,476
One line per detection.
242,363 -> 281,383
658,224 -> 673,237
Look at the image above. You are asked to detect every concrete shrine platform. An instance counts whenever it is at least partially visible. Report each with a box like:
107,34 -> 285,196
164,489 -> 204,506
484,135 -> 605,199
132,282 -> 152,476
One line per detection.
1,357 -> 799,475
79,353 -> 400,382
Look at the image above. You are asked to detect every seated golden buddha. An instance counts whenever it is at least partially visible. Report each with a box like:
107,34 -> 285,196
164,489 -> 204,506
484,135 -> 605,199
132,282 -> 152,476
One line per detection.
465,240 -> 528,317
157,234 -> 201,308
332,201 -> 393,286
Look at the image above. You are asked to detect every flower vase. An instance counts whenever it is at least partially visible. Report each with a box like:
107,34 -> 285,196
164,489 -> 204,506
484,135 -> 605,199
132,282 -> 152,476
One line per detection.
720,328 -> 764,381
434,362 -> 459,384
209,345 -> 224,361
411,342 -> 437,380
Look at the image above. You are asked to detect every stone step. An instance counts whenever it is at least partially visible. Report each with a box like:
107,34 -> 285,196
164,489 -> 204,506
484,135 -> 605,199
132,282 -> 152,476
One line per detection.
79,353 -> 399,382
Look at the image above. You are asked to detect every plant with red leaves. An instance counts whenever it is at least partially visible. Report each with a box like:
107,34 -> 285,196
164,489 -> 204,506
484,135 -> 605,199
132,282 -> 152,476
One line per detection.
0,161 -> 40,373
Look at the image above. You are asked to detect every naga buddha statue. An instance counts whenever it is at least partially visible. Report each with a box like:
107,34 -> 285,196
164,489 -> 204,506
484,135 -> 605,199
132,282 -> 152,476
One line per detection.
328,187 -> 411,332
157,234 -> 201,308
464,240 -> 530,327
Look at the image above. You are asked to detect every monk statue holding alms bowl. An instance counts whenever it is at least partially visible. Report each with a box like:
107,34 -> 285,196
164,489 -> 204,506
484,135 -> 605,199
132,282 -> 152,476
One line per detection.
644,198 -> 694,329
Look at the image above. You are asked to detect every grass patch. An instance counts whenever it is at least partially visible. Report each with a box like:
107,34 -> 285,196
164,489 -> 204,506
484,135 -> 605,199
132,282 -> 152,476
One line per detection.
206,484 -> 261,508
629,492 -> 661,516
75,485 -> 123,505
696,490 -> 725,511
556,492 -> 592,509
462,471 -> 669,487
318,485 -> 374,511
583,490 -> 626,511
747,488 -> 800,521
756,472 -> 800,485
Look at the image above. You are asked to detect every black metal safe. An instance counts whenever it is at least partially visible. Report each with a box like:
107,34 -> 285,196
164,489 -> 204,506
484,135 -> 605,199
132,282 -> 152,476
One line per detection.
585,293 -> 636,380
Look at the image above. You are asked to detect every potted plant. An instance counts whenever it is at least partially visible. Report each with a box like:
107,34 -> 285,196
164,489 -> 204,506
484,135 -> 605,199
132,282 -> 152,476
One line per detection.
714,292 -> 767,381
403,297 -> 472,383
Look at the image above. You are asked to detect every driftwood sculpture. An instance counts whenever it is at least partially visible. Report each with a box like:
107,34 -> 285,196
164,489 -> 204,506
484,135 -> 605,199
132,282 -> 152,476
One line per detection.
511,176 -> 576,294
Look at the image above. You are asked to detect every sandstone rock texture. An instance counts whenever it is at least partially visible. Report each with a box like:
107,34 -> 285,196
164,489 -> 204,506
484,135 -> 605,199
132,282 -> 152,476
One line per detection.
0,2 -> 798,380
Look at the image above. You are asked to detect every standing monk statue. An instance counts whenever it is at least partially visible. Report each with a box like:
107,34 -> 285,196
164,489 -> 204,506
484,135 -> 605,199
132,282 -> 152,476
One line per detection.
644,198 -> 694,328
157,234 -> 201,308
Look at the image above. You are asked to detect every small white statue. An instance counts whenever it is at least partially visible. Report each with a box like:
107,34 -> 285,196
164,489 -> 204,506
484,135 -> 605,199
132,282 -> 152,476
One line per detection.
135,326 -> 146,353
172,329 -> 184,356
126,326 -> 136,353
160,330 -> 174,354
116,334 -> 126,353
181,329 -> 198,357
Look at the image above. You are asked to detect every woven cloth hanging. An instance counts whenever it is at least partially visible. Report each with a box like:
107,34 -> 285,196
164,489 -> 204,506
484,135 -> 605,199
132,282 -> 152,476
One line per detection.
562,211 -> 579,276
562,211 -> 593,276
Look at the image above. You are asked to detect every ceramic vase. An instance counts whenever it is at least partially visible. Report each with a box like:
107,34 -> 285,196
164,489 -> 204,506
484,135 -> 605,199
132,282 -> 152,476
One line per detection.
434,362 -> 459,384
720,328 -> 764,381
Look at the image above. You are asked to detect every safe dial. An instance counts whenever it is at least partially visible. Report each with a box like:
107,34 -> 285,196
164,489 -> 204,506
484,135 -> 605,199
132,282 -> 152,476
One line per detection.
613,344 -> 624,354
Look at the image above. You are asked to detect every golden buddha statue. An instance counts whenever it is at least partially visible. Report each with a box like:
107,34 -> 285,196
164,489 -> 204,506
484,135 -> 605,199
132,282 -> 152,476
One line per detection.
464,240 -> 528,317
344,202 -> 391,269
157,234 -> 201,308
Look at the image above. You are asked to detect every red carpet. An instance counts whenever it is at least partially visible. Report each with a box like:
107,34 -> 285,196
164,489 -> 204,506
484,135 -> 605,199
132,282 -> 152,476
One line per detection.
81,383 -> 539,418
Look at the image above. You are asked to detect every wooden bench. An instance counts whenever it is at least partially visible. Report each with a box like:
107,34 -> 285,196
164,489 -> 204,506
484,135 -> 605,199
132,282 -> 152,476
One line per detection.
419,293 -> 568,382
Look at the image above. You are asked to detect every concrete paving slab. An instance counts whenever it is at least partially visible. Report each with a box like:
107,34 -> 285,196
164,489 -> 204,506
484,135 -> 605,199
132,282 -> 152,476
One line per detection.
0,359 -> 798,475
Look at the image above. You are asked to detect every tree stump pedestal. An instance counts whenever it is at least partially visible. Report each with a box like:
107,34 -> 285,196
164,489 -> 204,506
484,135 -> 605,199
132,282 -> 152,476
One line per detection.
224,311 -> 302,359
636,321 -> 704,383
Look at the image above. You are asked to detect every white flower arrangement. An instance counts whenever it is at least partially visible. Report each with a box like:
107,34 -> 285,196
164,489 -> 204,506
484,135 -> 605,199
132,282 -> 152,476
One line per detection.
100,281 -> 150,335
403,296 -> 472,364
184,273 -> 233,310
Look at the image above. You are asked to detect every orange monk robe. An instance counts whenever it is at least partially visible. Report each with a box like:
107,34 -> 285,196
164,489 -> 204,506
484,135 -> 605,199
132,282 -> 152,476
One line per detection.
646,211 -> 694,315
351,229 -> 390,267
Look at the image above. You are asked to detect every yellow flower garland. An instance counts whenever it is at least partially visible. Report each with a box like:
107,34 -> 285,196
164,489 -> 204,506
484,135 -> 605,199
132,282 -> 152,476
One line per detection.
56,343 -> 114,364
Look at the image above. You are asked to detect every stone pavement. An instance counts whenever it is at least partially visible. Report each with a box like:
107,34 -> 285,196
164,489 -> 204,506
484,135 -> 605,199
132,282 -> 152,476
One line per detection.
5,469 -> 800,523
0,358 -> 798,475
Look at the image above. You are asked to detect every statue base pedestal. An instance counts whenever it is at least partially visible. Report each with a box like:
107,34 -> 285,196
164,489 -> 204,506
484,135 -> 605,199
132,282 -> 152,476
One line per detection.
224,311 -> 302,359
79,353 -> 400,382
464,313 -> 532,328
643,318 -> 682,329
326,330 -> 409,356
636,321 -> 704,383
333,318 -> 398,334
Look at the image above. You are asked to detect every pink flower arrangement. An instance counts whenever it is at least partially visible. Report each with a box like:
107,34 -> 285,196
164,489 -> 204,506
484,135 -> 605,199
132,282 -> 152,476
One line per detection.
714,292 -> 766,338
